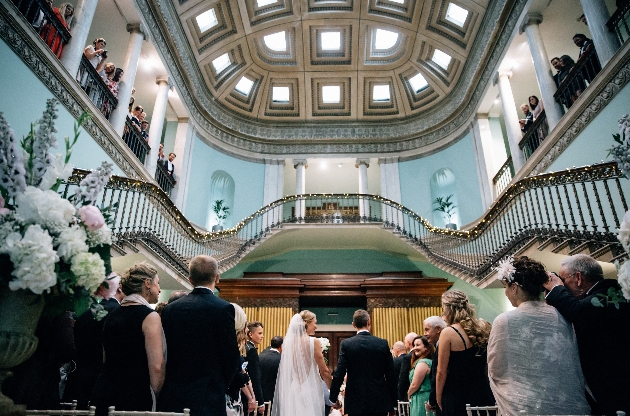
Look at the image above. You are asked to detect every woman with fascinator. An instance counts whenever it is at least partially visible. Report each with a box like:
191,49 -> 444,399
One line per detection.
435,289 -> 494,415
487,256 -> 590,415
272,310 -> 332,416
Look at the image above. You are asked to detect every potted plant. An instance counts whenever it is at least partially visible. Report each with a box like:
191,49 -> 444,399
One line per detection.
212,199 -> 230,232
432,194 -> 458,230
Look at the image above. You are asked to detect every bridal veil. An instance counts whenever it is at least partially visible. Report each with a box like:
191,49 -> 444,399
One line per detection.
271,313 -> 324,416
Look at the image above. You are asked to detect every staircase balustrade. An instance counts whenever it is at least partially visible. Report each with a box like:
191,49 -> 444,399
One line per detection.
519,110 -> 549,161
76,55 -> 118,119
61,162 -> 628,282
122,118 -> 150,163
493,157 -> 514,197
155,161 -> 176,196
10,0 -> 71,58
554,48 -> 602,111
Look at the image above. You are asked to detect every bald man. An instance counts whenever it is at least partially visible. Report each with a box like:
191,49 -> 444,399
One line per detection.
392,341 -> 406,400
397,332 -> 417,401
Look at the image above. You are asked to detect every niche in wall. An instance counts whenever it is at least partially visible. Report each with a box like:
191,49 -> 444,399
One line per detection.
430,168 -> 459,227
207,170 -> 235,229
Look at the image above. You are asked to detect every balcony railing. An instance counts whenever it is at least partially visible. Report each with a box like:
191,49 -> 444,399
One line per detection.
492,157 -> 514,197
122,118 -> 150,163
155,161 -> 176,196
76,56 -> 118,119
11,0 -> 71,58
554,48 -> 602,111
608,0 -> 630,45
519,110 -> 548,160
60,162 -> 627,282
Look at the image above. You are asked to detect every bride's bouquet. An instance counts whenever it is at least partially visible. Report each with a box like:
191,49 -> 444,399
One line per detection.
0,99 -> 114,317
318,337 -> 330,364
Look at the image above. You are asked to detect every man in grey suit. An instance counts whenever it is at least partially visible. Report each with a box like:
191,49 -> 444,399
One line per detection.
329,310 -> 397,416
158,256 -> 240,416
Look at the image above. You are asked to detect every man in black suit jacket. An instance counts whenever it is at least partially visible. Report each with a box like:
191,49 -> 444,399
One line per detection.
158,256 -> 240,416
544,254 -> 630,415
396,332 -> 417,402
423,316 -> 446,415
63,274 -> 124,408
330,310 -> 397,416
258,336 -> 283,405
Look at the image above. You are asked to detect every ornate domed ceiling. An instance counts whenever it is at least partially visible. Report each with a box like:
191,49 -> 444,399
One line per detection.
138,0 -> 525,158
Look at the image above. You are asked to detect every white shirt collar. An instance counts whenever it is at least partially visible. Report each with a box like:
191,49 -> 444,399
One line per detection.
357,329 -> 370,334
586,279 -> 604,295
270,348 -> 280,353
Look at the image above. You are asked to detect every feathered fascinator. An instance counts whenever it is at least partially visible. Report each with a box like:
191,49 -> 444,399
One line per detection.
495,257 -> 516,283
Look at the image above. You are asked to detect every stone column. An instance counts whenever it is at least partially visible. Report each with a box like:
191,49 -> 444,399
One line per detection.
579,0 -> 620,66
378,157 -> 403,226
356,159 -> 370,219
109,24 -> 147,135
146,77 -> 171,176
471,118 -> 494,209
493,71 -> 526,172
293,159 -> 307,220
60,0 -> 98,76
519,14 -> 564,130
172,118 -> 195,211
263,159 -> 285,229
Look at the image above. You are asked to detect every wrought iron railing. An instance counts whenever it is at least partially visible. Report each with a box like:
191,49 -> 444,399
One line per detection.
155,161 -> 176,196
11,0 -> 71,58
607,0 -> 630,45
492,157 -> 514,197
519,110 -> 548,160
76,55 -> 118,119
122,118 -> 150,163
554,48 -> 602,111
60,162 -> 628,282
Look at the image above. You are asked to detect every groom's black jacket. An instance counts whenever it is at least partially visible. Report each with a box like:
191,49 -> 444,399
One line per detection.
329,331 -> 397,415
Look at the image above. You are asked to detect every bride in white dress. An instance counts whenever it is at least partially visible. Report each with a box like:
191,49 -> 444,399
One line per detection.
272,310 -> 332,416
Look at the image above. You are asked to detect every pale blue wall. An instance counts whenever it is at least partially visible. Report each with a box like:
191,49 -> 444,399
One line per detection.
161,120 -> 177,154
0,40 -> 124,176
547,82 -> 630,172
399,132 -> 485,227
185,136 -> 265,229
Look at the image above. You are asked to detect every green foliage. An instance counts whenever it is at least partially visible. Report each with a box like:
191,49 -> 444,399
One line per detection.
213,199 -> 231,225
432,194 -> 457,224
591,286 -> 628,309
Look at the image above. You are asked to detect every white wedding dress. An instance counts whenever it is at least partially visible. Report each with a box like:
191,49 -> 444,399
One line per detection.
271,314 -> 324,416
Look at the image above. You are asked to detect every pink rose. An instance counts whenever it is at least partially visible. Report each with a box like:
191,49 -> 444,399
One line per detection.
0,195 -> 9,215
79,205 -> 105,231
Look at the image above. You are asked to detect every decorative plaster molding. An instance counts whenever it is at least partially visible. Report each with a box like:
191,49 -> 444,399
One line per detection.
135,0 -> 527,157
367,297 -> 442,309
0,2 -> 155,181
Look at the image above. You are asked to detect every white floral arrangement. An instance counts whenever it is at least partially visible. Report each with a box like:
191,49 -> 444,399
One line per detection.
616,211 -> 630,301
0,99 -> 114,317
609,115 -> 630,177
318,337 -> 330,353
494,256 -> 516,283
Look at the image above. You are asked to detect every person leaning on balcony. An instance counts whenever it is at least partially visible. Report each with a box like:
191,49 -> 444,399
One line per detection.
84,38 -> 107,75
543,254 -> 630,415
518,103 -> 533,133
163,153 -> 177,184
130,105 -> 143,131
573,33 -> 601,83
140,120 -> 149,141
40,2 -> 74,58
528,95 -> 548,140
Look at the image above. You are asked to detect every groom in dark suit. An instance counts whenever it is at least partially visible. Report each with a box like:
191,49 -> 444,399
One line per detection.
329,310 -> 397,416
158,255 -> 240,415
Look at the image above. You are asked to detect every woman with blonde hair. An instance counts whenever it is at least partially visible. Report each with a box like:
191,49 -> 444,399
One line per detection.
272,310 -> 332,416
91,262 -> 165,415
226,304 -> 257,416
436,290 -> 494,415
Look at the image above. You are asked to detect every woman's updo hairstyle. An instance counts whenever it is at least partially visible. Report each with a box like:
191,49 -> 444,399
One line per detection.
120,262 -> 157,295
232,303 -> 248,356
442,289 -> 490,348
511,256 -> 548,299
300,310 -> 316,330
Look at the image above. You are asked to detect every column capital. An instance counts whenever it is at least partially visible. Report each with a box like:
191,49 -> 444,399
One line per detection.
126,23 -> 149,41
378,157 -> 399,165
519,13 -> 543,34
156,76 -> 171,87
355,158 -> 370,168
293,159 -> 308,168
265,158 -> 285,166
177,117 -> 190,123
492,70 -> 513,86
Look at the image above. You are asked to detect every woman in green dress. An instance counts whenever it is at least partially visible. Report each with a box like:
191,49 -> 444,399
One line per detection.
408,336 -> 434,416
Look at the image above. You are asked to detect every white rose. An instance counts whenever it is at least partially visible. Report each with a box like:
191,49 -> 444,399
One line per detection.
38,154 -> 74,190
5,225 -> 59,294
86,224 -> 112,247
617,261 -> 630,301
56,224 -> 88,262
15,186 -> 75,230
71,251 -> 106,293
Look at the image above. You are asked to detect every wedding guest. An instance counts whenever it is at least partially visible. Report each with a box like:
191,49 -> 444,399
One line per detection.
64,273 -> 124,409
519,103 -> 533,133
488,256 -> 590,415
392,341 -> 406,392
551,56 -> 563,87
246,321 -> 265,414
83,38 -> 107,75
436,290 -> 494,415
158,143 -> 165,162
130,106 -> 143,131
91,262 -> 165,415
167,290 -> 188,303
227,304 -> 256,416
528,95 -> 548,140
544,254 -> 630,414
423,316 -> 446,415
154,302 -> 167,316
408,336 -> 433,416
158,255 -> 240,415
573,33 -> 601,83
140,121 -> 149,141
397,332 -> 418,401
259,336 -> 282,405
40,2 -> 74,58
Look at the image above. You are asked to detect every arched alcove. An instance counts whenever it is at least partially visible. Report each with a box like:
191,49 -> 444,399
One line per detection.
207,170 -> 235,229
430,168 -> 459,227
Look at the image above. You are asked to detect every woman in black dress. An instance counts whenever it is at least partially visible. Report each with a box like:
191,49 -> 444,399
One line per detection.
436,290 -> 494,416
91,262 -> 165,415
